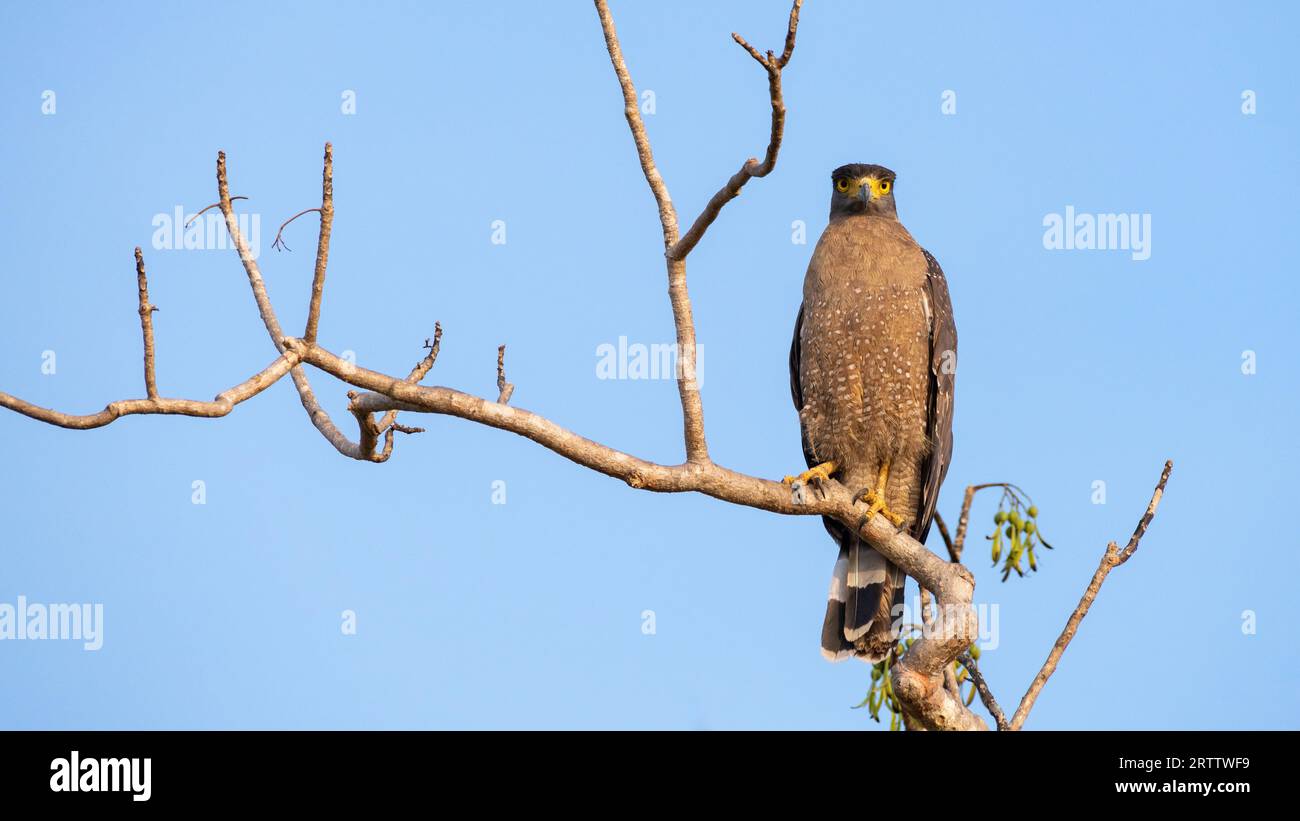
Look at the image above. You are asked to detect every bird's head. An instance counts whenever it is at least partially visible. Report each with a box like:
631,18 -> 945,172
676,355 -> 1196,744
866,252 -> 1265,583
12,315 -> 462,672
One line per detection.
828,163 -> 898,220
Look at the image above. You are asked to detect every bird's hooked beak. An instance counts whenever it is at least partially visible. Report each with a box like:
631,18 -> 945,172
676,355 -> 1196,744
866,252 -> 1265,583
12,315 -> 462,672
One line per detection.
856,181 -> 873,203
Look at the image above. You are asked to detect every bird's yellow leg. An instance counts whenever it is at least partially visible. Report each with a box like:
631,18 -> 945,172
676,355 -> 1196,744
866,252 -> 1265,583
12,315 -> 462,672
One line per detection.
859,460 -> 906,527
783,460 -> 837,486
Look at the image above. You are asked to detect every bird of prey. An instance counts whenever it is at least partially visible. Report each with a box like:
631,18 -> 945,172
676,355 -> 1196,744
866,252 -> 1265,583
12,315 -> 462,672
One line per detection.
785,163 -> 956,663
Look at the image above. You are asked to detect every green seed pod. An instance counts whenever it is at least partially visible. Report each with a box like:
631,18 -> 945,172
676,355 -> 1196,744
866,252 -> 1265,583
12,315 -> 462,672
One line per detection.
1024,521 -> 1036,535
1027,505 -> 1039,518
1009,511 -> 1023,527
1005,525 -> 1015,538
994,511 -> 1007,525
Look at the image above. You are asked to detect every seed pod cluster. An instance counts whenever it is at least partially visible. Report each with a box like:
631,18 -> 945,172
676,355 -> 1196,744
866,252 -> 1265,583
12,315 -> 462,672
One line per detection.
988,501 -> 1053,581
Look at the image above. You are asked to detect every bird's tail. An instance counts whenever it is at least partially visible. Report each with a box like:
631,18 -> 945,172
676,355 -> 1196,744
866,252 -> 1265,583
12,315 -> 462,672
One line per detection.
820,535 -> 905,663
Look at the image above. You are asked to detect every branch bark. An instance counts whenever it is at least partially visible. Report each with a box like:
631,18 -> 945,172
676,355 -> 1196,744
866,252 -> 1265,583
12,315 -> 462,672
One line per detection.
959,652 -> 1009,731
133,247 -> 160,400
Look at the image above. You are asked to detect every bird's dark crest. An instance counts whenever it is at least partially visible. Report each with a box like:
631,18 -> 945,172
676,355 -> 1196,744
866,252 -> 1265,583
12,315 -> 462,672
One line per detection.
831,163 -> 896,182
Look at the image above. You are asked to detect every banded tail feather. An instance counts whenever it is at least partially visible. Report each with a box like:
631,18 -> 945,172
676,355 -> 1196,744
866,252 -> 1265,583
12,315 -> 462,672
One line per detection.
820,535 -> 905,663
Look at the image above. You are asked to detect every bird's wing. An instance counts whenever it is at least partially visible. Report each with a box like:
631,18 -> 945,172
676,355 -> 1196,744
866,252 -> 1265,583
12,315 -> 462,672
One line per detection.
915,248 -> 957,545
788,301 -> 817,469
791,301 -> 848,545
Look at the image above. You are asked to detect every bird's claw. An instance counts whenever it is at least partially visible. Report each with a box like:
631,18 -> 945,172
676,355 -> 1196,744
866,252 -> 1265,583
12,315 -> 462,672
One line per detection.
782,461 -> 836,487
858,488 -> 906,528
782,461 -> 837,505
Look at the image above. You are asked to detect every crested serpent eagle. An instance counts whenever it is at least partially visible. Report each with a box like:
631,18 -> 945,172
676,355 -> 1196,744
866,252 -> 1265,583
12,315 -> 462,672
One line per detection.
785,163 -> 957,662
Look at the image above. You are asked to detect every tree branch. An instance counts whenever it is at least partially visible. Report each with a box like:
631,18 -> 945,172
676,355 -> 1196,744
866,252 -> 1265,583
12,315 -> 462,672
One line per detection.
496,344 -> 515,405
958,652 -> 1009,731
933,511 -> 958,563
1008,460 -> 1173,730
134,247 -> 160,400
594,0 -> 800,465
217,149 -> 383,462
375,322 -> 442,436
304,142 -> 334,345
950,483 -> 1004,562
667,0 -> 801,261
0,351 -> 299,429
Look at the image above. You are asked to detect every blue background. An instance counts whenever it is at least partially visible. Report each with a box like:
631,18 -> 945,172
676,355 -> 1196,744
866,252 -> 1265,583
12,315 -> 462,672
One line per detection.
0,0 -> 1295,729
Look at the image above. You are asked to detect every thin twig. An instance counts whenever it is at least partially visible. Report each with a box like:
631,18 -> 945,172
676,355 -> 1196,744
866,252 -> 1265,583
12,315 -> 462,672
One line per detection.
496,344 -> 515,405
667,0 -> 801,261
376,322 -> 443,436
959,652 -> 1009,731
932,511 -> 958,562
1008,460 -> 1173,730
271,208 -> 321,252
185,197 -> 247,228
951,482 -> 1008,561
133,247 -> 159,399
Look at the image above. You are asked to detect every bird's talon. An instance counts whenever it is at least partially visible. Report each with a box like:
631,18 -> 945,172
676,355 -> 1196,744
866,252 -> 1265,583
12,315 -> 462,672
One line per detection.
782,461 -> 837,488
857,487 -> 906,528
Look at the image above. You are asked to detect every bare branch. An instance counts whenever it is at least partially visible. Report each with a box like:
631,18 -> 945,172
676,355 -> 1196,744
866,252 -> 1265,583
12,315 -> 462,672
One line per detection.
1008,460 -> 1173,730
133,247 -> 159,400
933,510 -> 958,562
217,149 -> 371,461
304,142 -> 334,345
670,0 -> 802,261
950,482 -> 1011,561
0,351 -> 299,429
376,322 -> 443,435
594,0 -> 678,249
594,0 -> 710,463
959,652 -> 1010,731
496,345 -> 515,405
595,0 -> 801,462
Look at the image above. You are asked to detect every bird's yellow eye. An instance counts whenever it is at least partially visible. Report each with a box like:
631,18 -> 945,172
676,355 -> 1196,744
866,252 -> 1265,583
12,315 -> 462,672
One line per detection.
879,180 -> 892,194
834,177 -> 850,193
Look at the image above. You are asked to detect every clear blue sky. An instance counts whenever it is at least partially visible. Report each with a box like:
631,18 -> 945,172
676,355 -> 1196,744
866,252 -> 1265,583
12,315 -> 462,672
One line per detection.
1,1 -> 1296,729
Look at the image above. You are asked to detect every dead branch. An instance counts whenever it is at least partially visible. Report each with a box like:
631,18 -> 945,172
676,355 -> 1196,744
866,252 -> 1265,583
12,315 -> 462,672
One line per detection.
0,350 -> 299,429
496,345 -> 515,405
949,482 -> 1012,562
668,0 -> 801,261
375,322 -> 442,436
958,652 -> 1009,731
1007,460 -> 1173,730
134,247 -> 159,400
